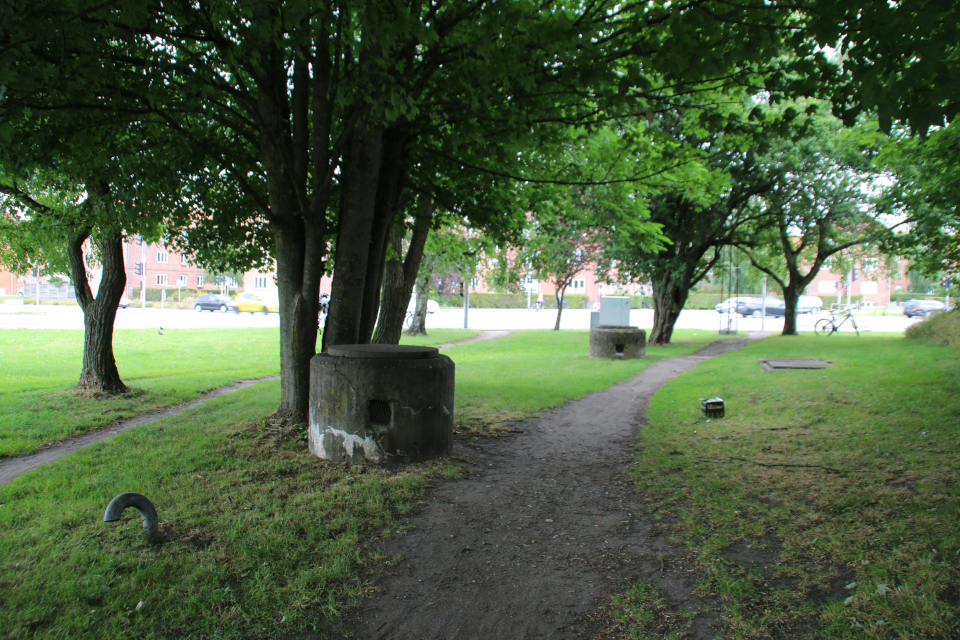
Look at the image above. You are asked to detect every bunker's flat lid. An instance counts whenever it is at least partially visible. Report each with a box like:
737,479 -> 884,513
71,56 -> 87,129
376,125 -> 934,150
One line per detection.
593,324 -> 641,330
327,344 -> 439,359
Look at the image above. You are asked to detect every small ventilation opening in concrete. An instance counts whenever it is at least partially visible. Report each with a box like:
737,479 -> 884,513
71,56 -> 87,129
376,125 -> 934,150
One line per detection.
369,399 -> 392,426
615,343 -> 625,354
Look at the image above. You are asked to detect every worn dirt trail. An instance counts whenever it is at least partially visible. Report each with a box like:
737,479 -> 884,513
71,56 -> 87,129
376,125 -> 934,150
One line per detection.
325,336 -> 765,640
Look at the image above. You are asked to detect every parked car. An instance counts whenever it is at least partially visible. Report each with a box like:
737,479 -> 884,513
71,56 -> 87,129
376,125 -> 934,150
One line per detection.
230,292 -> 280,314
903,299 -> 946,318
737,296 -> 785,317
714,296 -> 752,313
404,297 -> 440,328
797,295 -> 824,314
407,296 -> 440,314
118,296 -> 132,309
194,293 -> 233,312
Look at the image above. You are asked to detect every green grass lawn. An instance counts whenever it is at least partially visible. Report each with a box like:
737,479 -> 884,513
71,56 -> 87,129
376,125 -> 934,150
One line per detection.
399,328 -> 479,346
614,332 -> 960,639
0,328 -> 721,639
0,328 -> 282,458
0,328 -> 481,459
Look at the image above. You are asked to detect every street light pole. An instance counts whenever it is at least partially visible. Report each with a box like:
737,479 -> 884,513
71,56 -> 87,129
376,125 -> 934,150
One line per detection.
140,236 -> 146,309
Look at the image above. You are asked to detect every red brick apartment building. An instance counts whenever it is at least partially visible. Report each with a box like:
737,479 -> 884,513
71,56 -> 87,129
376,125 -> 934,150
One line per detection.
806,257 -> 911,308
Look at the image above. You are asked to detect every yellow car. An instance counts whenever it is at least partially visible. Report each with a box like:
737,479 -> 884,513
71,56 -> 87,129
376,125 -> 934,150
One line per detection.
229,292 -> 280,314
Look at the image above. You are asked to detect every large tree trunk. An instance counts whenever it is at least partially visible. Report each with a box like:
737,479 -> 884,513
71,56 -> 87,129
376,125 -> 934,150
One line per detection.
273,218 -> 324,422
372,207 -> 431,344
325,124 -> 385,349
649,277 -> 691,345
781,284 -> 801,335
358,129 -> 410,344
253,44 -> 326,422
66,192 -> 127,394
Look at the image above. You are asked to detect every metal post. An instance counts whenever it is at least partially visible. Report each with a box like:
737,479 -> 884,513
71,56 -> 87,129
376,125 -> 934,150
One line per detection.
761,276 -> 766,331
846,268 -> 852,308
463,277 -> 470,329
140,239 -> 146,309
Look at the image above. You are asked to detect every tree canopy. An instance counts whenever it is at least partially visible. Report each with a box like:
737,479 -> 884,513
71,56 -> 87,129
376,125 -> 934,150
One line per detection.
0,0 -> 839,421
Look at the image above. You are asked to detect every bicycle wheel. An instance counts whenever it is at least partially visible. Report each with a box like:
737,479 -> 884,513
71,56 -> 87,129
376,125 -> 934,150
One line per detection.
815,319 -> 835,336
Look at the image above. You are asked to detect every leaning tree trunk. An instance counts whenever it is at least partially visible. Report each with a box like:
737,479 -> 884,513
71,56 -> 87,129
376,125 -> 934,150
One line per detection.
781,285 -> 801,336
66,216 -> 127,394
553,287 -> 566,330
648,278 -> 691,345
372,208 -> 431,344
406,268 -> 431,336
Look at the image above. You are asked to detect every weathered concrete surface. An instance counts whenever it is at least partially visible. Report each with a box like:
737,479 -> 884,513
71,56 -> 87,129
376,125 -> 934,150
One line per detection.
589,325 -> 646,359
309,345 -> 455,463
759,358 -> 833,371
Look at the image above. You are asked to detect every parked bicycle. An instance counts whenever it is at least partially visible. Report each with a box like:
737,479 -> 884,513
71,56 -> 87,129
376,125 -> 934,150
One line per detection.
815,309 -> 860,336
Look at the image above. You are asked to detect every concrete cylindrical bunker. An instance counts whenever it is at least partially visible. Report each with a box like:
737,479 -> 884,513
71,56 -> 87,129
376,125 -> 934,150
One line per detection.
309,344 -> 455,463
590,325 -> 646,359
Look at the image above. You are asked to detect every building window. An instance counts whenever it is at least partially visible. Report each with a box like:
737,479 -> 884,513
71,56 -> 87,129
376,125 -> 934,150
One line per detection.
470,277 -> 479,288
180,254 -> 189,265
818,281 -> 837,294
254,276 -> 268,289
157,251 -> 169,264
197,275 -> 205,287
157,274 -> 168,286
227,277 -> 238,288
177,274 -> 188,286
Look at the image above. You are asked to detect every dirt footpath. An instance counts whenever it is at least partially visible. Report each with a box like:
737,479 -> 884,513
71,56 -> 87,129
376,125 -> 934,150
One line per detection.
326,337 -> 763,640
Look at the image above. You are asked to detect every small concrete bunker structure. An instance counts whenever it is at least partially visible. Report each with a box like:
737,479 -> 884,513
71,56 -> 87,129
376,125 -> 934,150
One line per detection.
308,344 -> 455,463
589,325 -> 646,359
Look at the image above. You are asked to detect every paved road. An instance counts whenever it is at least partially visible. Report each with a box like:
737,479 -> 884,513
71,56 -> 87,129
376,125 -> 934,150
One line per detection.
0,301 -> 916,333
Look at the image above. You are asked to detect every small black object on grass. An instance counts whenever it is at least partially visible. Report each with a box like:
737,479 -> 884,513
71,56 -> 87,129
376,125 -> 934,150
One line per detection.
701,397 -> 725,418
104,492 -> 160,544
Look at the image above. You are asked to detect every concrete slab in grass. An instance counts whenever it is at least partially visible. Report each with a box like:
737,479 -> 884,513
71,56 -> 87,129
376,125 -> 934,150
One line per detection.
759,358 -> 833,372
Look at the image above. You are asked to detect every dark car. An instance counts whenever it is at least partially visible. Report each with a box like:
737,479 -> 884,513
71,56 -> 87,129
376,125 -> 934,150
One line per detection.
903,299 -> 946,318
737,296 -> 786,318
194,293 -> 233,312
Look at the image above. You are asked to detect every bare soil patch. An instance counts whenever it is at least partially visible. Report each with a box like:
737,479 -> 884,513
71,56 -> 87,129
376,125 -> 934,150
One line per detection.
321,337 -> 764,639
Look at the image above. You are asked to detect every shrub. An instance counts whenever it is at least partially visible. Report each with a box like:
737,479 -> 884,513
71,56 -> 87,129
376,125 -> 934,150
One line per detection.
905,308 -> 960,349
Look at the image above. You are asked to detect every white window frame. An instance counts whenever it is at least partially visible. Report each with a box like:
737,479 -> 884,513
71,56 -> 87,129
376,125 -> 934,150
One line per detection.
180,254 -> 189,265
197,275 -> 205,287
177,274 -> 188,286
254,276 -> 268,289
156,274 -> 168,286
157,251 -> 169,264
